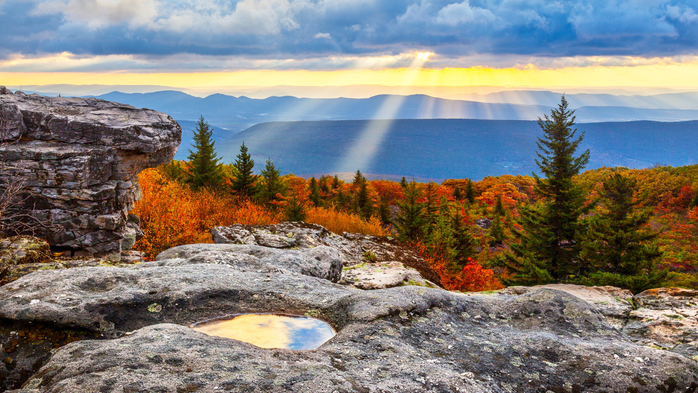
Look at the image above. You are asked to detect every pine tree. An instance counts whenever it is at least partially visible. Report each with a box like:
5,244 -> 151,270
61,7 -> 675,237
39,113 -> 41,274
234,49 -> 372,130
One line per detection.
453,187 -> 462,201
493,194 -> 506,216
332,175 -> 341,190
256,158 -> 285,206
285,195 -> 306,222
395,180 -> 425,242
465,180 -> 475,204
378,197 -> 392,225
451,209 -> 476,268
309,177 -> 322,207
318,176 -> 329,193
230,142 -> 256,198
400,176 -> 408,189
499,95 -> 591,284
352,170 -> 372,219
187,116 -> 223,190
578,173 -> 666,293
489,215 -> 506,246
422,182 -> 440,235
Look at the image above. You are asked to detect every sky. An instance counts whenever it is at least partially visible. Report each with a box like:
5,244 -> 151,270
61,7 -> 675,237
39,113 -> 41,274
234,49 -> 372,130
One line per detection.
2,0 -> 698,94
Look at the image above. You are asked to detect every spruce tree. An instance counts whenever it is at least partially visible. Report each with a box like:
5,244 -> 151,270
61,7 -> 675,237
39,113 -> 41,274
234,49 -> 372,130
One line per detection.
453,187 -> 462,201
230,142 -> 256,198
493,194 -> 506,216
318,176 -> 329,193
352,170 -> 372,219
309,177 -> 322,207
579,173 -> 666,293
451,209 -> 476,268
499,96 -> 590,284
332,175 -> 341,190
395,180 -> 425,242
187,116 -> 223,190
256,158 -> 285,206
465,180 -> 475,204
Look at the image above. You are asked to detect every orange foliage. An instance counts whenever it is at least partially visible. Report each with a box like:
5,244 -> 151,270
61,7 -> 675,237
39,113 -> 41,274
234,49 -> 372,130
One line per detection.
305,207 -> 387,236
689,207 -> 698,222
411,242 -> 504,292
371,180 -> 405,204
131,168 -> 280,259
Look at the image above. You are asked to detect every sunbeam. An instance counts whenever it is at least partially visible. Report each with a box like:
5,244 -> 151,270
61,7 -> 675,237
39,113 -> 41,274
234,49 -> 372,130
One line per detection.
334,54 -> 430,173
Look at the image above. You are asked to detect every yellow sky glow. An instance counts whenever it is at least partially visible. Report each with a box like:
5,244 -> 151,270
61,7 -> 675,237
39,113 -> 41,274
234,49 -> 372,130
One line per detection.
2,62 -> 698,88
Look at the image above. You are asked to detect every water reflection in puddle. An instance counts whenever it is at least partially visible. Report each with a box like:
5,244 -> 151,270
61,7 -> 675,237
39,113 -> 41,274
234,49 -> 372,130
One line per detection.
191,314 -> 336,350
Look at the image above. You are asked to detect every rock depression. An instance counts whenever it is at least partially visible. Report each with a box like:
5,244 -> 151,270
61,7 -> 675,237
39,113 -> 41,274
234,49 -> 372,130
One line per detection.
0,87 -> 181,258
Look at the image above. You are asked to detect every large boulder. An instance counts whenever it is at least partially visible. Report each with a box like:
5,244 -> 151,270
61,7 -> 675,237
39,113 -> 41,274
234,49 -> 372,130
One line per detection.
0,88 -> 181,259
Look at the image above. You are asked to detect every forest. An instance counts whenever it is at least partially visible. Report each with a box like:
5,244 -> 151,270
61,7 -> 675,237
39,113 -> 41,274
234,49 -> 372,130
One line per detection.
131,99 -> 698,294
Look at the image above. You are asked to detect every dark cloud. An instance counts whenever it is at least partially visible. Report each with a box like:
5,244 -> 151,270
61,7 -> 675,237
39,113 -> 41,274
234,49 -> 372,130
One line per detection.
1,0 -> 698,65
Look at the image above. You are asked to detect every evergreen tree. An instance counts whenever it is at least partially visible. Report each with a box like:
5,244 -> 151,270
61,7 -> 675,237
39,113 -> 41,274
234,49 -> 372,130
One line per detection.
464,180 -> 475,204
318,176 -> 329,193
309,177 -> 322,207
395,180 -> 425,242
422,182 -> 440,234
578,173 -> 666,293
285,195 -> 306,222
256,158 -> 285,206
453,187 -> 462,201
187,116 -> 223,190
230,142 -> 256,198
499,96 -> 591,284
352,170 -> 372,219
489,215 -> 506,246
451,209 -> 476,268
331,175 -> 341,190
378,197 -> 392,225
400,176 -> 408,189
493,194 -> 506,216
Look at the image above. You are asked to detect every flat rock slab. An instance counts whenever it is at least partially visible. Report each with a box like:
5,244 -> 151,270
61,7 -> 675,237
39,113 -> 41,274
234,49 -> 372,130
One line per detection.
2,262 -> 698,392
212,222 -> 442,286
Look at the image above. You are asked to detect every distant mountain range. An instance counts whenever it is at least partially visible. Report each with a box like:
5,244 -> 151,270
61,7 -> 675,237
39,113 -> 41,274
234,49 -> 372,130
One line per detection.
90,90 -> 698,142
220,119 -> 698,180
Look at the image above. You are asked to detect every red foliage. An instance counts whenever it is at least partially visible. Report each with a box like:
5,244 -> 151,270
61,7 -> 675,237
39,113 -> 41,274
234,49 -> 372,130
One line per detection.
411,242 -> 504,292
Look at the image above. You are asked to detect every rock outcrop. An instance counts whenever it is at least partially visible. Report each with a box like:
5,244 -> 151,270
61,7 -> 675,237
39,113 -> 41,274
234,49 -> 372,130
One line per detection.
0,88 -> 180,259
212,222 -> 442,287
2,223 -> 698,392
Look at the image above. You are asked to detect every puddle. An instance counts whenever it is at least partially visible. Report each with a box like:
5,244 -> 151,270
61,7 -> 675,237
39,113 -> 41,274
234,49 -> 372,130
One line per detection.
191,314 -> 336,350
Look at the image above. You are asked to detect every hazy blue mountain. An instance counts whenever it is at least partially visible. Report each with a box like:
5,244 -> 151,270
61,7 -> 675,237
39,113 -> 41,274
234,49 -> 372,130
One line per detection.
449,91 -> 698,110
221,119 -> 698,180
93,91 -> 698,138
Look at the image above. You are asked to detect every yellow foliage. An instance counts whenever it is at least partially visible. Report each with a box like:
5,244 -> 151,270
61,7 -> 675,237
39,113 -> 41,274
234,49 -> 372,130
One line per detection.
305,207 -> 388,236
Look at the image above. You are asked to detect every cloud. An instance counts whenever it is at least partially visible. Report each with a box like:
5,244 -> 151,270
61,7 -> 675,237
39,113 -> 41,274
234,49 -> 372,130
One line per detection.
33,0 -> 158,29
435,1 -> 496,26
1,0 -> 698,67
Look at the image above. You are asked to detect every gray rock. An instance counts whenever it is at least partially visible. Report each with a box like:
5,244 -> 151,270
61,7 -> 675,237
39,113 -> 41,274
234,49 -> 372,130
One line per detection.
342,261 -> 434,290
2,264 -> 698,392
212,222 -> 443,287
155,243 -> 343,282
0,88 -> 180,257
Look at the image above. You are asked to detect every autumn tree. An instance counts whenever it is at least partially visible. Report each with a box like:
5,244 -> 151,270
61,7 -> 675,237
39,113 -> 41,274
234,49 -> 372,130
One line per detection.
499,95 -> 591,285
187,116 -> 223,190
579,173 -> 666,293
256,158 -> 285,206
230,142 -> 256,198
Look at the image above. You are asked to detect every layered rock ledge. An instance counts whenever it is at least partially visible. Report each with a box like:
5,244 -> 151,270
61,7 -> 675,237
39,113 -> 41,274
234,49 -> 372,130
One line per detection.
1,223 -> 698,392
0,87 -> 181,258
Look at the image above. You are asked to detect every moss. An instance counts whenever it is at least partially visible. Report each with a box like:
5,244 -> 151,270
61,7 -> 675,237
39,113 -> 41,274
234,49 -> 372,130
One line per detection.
304,309 -> 321,318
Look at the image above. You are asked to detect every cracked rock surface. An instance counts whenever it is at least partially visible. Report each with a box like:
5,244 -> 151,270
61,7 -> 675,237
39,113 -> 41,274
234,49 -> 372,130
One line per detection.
2,235 -> 698,392
0,88 -> 181,257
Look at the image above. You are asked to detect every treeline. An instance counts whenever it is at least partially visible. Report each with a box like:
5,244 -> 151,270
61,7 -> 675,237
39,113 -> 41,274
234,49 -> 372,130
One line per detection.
133,106 -> 698,293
